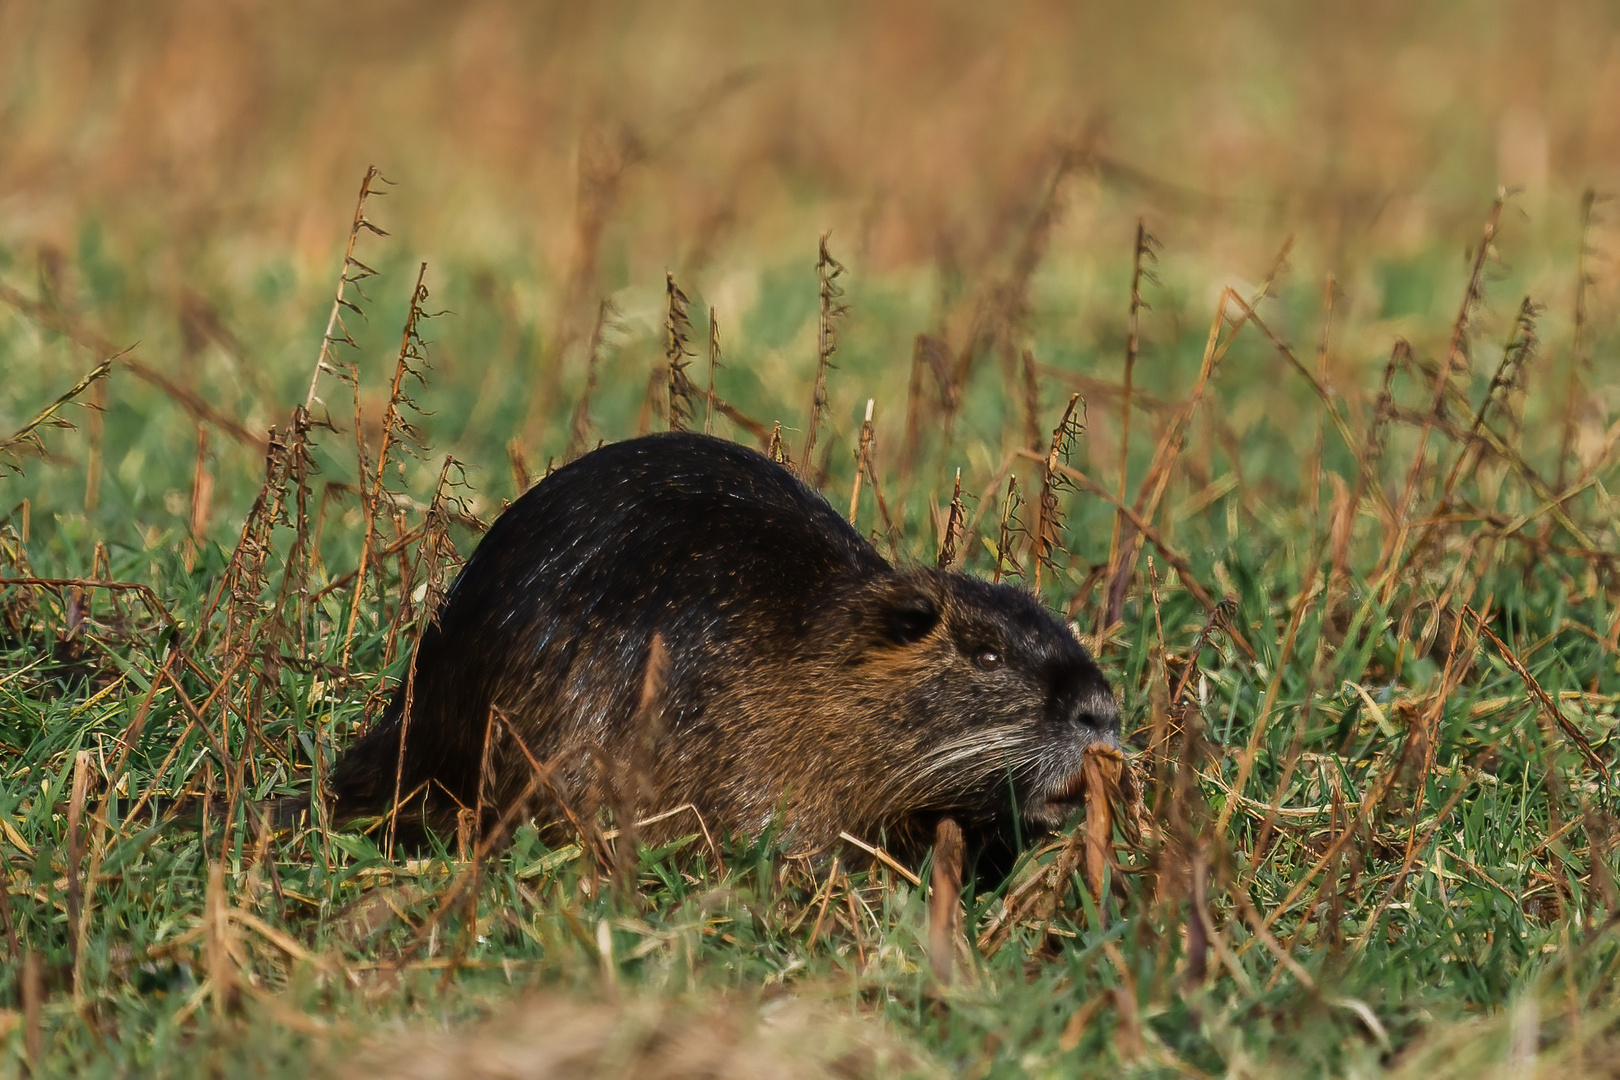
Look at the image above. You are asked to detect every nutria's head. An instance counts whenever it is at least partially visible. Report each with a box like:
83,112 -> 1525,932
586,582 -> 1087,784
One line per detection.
792,567 -> 1118,848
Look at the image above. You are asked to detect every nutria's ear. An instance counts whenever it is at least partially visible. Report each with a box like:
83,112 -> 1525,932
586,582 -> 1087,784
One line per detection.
881,589 -> 940,645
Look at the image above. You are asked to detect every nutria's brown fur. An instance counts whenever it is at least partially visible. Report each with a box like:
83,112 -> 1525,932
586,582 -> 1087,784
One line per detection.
328,432 -> 1118,856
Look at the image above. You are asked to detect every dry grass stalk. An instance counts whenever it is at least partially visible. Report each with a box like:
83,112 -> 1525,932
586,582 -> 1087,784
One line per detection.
344,262 -> 433,665
383,456 -> 467,851
184,425 -> 213,572
306,165 -> 389,411
1469,607 -> 1608,780
664,273 -> 700,431
1377,193 -> 1505,588
22,950 -> 41,1068
706,305 -> 722,436
507,439 -> 532,494
0,282 -> 264,452
1559,189 -> 1603,489
976,741 -> 1138,956
1080,743 -> 1125,910
928,817 -> 964,985
1397,296 -> 1542,584
948,143 -> 1081,434
566,298 -> 617,460
936,469 -> 964,569
0,850 -> 19,964
380,456 -> 473,841
1102,245 -> 1290,625
991,475 -> 1023,585
1030,392 -> 1082,593
0,357 -> 113,472
83,375 -> 105,512
1023,453 -> 1221,614
848,399 -> 874,523
1019,349 -> 1042,453
799,234 -> 848,476
1100,219 -> 1156,634
767,421 -> 791,468
64,750 -> 90,978
901,334 -> 947,478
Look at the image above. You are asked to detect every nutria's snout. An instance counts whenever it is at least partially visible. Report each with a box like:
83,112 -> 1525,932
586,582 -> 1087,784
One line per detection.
1054,662 -> 1121,741
1013,634 -> 1121,830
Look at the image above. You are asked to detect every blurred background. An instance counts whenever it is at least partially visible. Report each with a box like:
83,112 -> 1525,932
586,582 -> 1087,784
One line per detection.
3,0 -> 1619,557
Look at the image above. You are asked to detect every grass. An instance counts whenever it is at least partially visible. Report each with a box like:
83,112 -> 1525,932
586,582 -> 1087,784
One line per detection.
4,3 -> 1620,1076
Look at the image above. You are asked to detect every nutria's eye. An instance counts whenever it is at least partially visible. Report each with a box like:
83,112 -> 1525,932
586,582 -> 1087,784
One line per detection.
972,648 -> 1003,671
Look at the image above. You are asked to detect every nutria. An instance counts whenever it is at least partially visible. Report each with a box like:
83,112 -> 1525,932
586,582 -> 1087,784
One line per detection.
327,432 -> 1118,856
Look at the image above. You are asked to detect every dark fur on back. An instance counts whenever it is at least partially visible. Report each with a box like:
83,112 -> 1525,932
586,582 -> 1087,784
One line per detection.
328,433 -> 1117,855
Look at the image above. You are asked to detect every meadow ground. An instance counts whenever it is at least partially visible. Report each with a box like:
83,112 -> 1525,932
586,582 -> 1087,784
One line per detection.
4,2 -> 1620,1076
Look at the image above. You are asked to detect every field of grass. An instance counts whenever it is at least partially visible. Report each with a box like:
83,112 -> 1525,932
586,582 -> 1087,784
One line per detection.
5,2 -> 1620,1076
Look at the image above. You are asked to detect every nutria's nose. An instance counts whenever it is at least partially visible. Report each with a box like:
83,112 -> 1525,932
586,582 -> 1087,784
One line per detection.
1056,667 -> 1120,740
1076,686 -> 1120,740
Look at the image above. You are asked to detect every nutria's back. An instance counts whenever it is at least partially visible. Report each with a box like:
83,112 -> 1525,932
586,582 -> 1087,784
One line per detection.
328,432 -> 1117,855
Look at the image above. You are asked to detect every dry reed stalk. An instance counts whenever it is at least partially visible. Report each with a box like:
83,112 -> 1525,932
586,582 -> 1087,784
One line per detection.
606,634 -> 671,906
184,425 -> 213,573
767,421 -> 791,468
975,743 -> 1137,957
1212,556 -> 1324,837
992,476 -> 1023,585
848,399 -> 874,523
936,469 -> 965,569
1559,189 -> 1602,490
0,357 -> 113,472
1019,349 -> 1042,453
83,376 -> 104,512
307,165 -> 389,411
1102,245 -> 1289,626
947,144 -> 1081,435
0,283 -> 264,452
1395,297 -> 1542,586
705,306 -> 721,436
1101,220 -> 1156,637
1343,609 -> 1488,953
928,818 -> 964,985
799,234 -> 848,476
1376,194 -> 1504,590
565,298 -> 616,460
1022,453 -> 1221,614
64,750 -> 90,979
850,402 -> 901,560
1470,608 -> 1608,780
507,440 -> 532,494
663,273 -> 700,432
1080,743 -> 1125,913
22,950 -> 41,1069
383,457 -> 466,851
176,166 -> 394,852
277,170 -> 393,670
343,262 -> 432,666
1029,393 -> 1082,594
1309,277 -> 1337,525
900,334 -> 945,479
